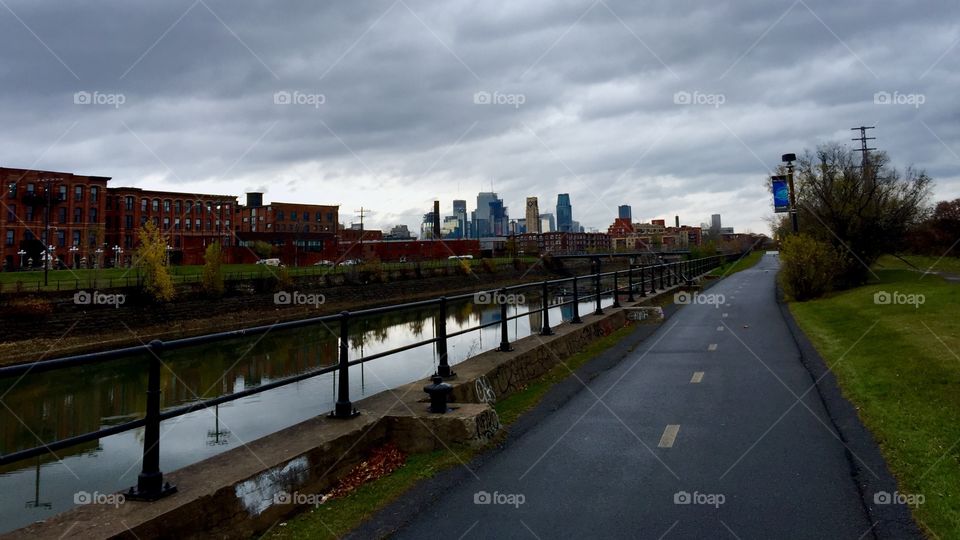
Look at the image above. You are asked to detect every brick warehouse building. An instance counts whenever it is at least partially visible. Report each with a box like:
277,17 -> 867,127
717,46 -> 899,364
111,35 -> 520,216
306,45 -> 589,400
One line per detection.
1,167 -> 109,270
105,187 -> 238,266
234,194 -> 341,265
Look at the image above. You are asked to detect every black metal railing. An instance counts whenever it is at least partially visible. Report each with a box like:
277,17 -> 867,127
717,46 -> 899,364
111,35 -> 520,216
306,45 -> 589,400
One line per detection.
0,253 -> 739,500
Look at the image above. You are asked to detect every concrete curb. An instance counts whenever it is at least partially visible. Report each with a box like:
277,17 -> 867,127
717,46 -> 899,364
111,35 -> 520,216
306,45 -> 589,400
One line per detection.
776,285 -> 924,540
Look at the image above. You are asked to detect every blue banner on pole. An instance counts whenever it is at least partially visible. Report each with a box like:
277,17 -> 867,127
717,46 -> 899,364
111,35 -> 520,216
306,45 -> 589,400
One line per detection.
772,176 -> 790,213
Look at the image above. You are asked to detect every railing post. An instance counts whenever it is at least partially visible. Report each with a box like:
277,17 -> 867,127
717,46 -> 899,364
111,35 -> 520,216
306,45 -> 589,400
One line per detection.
435,297 -> 454,378
540,281 -> 553,336
627,266 -> 635,302
331,311 -> 358,418
612,271 -> 621,308
127,340 -> 176,501
498,288 -> 512,351
594,269 -> 603,315
571,276 -> 582,323
659,264 -> 665,290
640,265 -> 647,297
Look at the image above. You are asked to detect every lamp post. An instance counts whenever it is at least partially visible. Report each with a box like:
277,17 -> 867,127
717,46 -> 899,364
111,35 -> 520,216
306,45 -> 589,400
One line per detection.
69,245 -> 79,269
17,249 -> 26,270
39,177 -> 63,285
782,153 -> 799,234
113,245 -> 123,267
47,244 -> 56,275
165,244 -> 173,266
95,247 -> 103,269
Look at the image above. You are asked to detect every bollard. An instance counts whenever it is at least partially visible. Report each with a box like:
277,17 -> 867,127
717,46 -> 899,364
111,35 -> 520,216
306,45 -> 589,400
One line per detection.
435,297 -> 454,378
127,340 -> 176,501
540,281 -> 553,336
331,311 -> 359,418
423,376 -> 453,413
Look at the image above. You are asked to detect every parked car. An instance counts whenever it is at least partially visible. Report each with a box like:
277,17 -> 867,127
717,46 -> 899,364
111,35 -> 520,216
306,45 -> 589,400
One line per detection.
313,260 -> 335,267
448,255 -> 474,260
256,258 -> 282,266
340,259 -> 361,266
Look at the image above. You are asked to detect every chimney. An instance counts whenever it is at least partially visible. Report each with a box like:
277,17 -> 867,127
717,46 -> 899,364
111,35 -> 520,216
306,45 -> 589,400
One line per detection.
433,200 -> 441,239
675,215 -> 680,228
246,192 -> 263,208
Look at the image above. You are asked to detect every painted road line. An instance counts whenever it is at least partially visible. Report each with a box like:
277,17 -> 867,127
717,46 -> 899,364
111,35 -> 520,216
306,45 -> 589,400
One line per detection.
708,343 -> 718,351
659,425 -> 681,448
717,326 -> 724,331
691,371 -> 704,383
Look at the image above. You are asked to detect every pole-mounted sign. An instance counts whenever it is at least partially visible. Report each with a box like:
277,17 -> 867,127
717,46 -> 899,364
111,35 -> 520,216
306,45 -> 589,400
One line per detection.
771,175 -> 790,213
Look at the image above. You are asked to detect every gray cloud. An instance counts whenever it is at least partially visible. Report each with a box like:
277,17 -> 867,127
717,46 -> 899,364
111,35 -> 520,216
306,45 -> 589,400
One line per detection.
1,0 -> 957,235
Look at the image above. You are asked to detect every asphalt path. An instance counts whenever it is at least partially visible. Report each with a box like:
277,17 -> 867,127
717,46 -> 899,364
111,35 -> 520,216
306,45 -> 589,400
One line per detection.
390,254 -> 886,539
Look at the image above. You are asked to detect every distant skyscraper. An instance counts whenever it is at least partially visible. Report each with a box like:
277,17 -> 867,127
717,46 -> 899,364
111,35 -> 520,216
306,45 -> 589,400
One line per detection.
489,198 -> 508,236
711,214 -> 722,231
525,197 -> 540,234
540,213 -> 556,233
453,199 -> 467,239
556,194 -> 573,232
618,205 -> 632,220
474,192 -> 498,237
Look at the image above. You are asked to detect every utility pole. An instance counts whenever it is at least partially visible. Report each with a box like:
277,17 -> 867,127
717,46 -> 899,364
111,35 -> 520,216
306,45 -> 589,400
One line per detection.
850,126 -> 876,170
354,207 -> 367,258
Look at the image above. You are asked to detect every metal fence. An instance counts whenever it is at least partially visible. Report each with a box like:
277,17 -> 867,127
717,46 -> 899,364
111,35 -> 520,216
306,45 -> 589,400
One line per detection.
0,253 -> 736,500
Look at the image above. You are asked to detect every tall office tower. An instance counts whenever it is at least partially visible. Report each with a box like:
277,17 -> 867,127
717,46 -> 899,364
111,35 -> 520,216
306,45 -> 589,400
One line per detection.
489,198 -> 507,236
453,199 -> 467,239
525,197 -> 540,234
557,193 -> 573,232
711,214 -> 722,232
540,212 -> 556,233
618,205 -> 632,220
474,192 -> 498,237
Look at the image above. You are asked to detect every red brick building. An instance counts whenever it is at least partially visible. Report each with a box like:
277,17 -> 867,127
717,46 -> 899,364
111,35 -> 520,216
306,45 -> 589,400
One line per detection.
234,197 -> 341,265
105,187 -> 238,266
516,231 -> 611,255
1,167 -> 109,270
341,238 -> 479,262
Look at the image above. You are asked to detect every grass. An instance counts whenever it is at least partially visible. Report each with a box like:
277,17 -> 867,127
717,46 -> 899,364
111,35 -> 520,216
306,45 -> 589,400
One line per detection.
789,268 -> 960,537
707,250 -> 764,278
267,324 -> 639,539
876,254 -> 960,276
0,257 -> 536,293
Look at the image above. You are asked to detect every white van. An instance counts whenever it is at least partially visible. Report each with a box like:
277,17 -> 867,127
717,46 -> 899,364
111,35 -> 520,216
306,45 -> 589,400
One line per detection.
256,258 -> 282,266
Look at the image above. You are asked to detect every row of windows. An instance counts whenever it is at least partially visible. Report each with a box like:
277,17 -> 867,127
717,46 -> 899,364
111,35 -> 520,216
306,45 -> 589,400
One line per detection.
5,205 -> 98,223
7,183 -> 99,202
106,196 -> 233,214
274,210 -> 335,223
4,229 -> 99,248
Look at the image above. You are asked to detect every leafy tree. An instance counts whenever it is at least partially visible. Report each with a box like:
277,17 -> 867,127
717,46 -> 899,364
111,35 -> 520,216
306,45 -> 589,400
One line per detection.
250,240 -> 275,259
201,241 -> 225,297
778,234 -> 845,301
136,222 -> 175,302
790,142 -> 932,286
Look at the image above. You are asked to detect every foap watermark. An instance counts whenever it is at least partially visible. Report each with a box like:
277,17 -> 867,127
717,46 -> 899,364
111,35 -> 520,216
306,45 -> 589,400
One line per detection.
873,91 -> 925,109
673,90 -> 725,108
473,90 -> 526,109
274,490 -> 324,507
474,490 -> 525,508
674,490 -> 725,508
74,490 -> 125,508
474,290 -> 525,305
874,490 -> 924,508
274,90 -> 326,108
674,291 -> 725,308
873,290 -> 924,309
74,91 -> 126,108
274,290 -> 326,308
74,290 -> 126,309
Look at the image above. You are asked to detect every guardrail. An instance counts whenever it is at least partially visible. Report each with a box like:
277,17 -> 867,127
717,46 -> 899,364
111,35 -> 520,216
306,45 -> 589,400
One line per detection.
0,253 -> 738,500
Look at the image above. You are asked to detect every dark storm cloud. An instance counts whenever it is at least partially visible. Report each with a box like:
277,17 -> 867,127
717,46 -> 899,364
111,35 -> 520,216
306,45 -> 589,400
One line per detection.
0,0 -> 957,233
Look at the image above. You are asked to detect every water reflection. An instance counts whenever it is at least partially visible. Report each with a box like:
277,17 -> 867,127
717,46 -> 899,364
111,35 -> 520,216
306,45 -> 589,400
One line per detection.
0,292 -> 613,533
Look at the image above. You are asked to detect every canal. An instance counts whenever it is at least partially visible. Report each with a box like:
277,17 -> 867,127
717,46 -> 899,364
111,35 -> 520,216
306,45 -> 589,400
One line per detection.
0,292 -> 615,532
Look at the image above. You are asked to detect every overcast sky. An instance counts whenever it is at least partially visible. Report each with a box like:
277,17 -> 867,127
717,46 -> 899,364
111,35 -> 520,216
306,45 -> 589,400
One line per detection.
2,0 -> 957,235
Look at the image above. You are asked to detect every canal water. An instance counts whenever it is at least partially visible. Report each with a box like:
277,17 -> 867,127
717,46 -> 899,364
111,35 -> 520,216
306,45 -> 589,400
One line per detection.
0,293 -> 614,532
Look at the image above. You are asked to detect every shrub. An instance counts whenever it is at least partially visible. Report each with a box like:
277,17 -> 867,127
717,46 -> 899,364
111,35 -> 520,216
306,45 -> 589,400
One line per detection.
201,242 -> 225,297
135,222 -> 175,303
778,234 -> 844,301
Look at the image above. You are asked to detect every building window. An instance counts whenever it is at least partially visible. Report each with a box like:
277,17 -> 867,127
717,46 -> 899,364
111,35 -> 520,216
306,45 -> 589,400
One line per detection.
5,230 -> 13,246
72,231 -> 81,246
7,183 -> 16,198
59,185 -> 67,201
276,211 -> 284,221
74,185 -> 83,202
152,199 -> 159,212
125,196 -> 134,210
326,212 -> 334,222
174,218 -> 181,230
206,219 -> 212,231
90,186 -> 99,203
56,230 -> 65,247
26,183 -> 35,195
74,208 -> 82,223
185,200 -> 193,214
290,211 -> 298,221
6,205 -> 15,222
26,206 -> 34,221
186,218 -> 192,230
163,217 -> 170,229
175,200 -> 182,213
224,219 -> 231,228
89,208 -> 97,223
125,235 -> 132,248
125,215 -> 133,229
141,198 -> 148,211
163,200 -> 171,212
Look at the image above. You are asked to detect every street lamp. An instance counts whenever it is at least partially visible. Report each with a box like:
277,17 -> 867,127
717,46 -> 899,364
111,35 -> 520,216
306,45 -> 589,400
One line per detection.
95,247 -> 103,269
69,245 -> 79,269
781,153 -> 799,234
112,245 -> 123,267
165,244 -> 173,266
17,249 -> 26,270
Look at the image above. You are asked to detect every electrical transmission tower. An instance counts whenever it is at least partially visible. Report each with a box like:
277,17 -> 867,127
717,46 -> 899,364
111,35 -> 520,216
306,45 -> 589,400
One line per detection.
850,126 -> 876,169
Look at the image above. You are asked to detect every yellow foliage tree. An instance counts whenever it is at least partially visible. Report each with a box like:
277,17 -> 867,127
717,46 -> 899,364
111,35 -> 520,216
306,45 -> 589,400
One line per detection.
202,241 -> 225,297
136,222 -> 175,302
